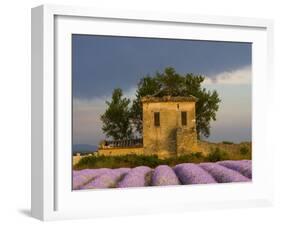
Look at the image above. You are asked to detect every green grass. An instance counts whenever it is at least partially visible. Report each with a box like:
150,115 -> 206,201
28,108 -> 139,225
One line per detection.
73,147 -> 251,170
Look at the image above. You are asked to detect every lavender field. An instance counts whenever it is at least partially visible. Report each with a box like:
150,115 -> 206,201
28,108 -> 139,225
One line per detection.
73,160 -> 251,190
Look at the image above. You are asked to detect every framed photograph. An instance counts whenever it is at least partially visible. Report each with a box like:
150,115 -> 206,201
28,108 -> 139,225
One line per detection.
31,4 -> 274,221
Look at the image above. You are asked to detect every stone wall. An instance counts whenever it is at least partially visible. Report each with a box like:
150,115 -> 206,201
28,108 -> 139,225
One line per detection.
73,155 -> 82,166
98,147 -> 144,156
197,141 -> 252,156
176,128 -> 198,156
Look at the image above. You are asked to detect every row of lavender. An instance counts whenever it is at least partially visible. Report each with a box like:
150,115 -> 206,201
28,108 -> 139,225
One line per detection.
73,160 -> 252,190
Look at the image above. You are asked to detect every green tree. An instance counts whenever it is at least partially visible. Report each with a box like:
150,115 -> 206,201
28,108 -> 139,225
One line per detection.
100,88 -> 133,140
132,67 -> 221,139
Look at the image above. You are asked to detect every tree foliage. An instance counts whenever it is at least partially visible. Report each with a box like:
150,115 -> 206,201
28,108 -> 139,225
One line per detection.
100,88 -> 133,140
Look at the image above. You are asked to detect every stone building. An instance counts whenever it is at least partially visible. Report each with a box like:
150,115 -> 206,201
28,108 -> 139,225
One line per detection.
98,95 -> 198,158
142,95 -> 198,158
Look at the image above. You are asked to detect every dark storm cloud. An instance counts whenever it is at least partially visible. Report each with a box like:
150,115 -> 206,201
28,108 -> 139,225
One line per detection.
72,35 -> 251,99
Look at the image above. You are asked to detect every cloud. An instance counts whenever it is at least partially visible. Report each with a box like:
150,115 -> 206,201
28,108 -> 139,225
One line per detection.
201,66 -> 252,142
73,86 -> 137,145
202,76 -> 252,142
203,65 -> 251,85
122,86 -> 138,100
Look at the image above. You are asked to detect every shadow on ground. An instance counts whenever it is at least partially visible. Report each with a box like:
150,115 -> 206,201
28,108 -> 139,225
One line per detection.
18,209 -> 31,217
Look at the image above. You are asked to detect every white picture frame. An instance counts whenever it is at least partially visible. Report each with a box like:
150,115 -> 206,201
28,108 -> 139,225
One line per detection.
31,4 -> 274,221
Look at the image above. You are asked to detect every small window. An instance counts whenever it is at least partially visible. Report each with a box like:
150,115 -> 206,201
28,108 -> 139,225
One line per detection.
181,111 -> 187,126
154,112 -> 160,127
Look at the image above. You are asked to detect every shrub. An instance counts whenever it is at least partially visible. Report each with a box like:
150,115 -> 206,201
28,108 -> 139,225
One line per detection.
206,147 -> 229,162
192,152 -> 203,159
199,163 -> 250,183
74,154 -> 165,170
82,168 -> 131,189
174,163 -> 217,184
222,141 -> 234,145
74,149 -> 242,170
240,146 -> 249,155
152,165 -> 180,186
218,160 -> 252,179
118,166 -> 152,188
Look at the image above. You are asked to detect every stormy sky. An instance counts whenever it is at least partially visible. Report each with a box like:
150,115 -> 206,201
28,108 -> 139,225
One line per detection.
72,34 -> 252,146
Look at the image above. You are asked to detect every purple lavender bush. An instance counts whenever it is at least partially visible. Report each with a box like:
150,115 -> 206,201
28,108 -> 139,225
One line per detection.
199,163 -> 250,183
152,165 -> 180,186
81,168 -> 131,189
174,163 -> 217,184
73,160 -> 253,189
72,170 -> 80,177
117,166 -> 152,188
72,168 -> 110,190
218,160 -> 252,179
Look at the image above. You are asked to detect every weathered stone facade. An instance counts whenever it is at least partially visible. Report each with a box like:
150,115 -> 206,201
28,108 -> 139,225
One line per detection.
142,96 -> 197,158
98,95 -> 198,158
98,147 -> 144,156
